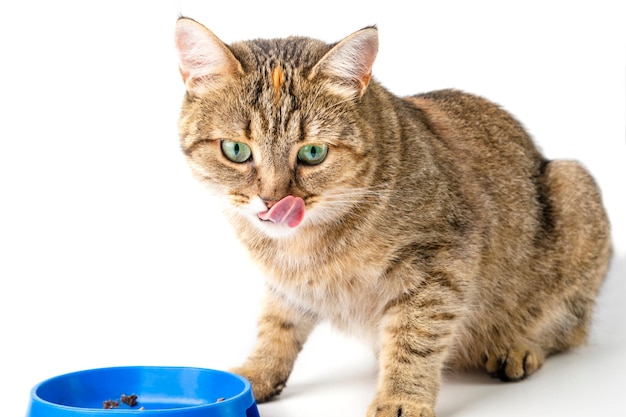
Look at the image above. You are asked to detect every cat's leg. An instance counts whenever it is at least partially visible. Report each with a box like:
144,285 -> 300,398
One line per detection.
368,268 -> 464,417
230,292 -> 318,402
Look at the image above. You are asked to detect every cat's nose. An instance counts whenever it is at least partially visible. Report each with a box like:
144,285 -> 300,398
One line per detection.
262,198 -> 278,209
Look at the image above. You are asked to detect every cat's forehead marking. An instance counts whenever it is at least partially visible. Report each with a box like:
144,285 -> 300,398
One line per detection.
271,64 -> 285,105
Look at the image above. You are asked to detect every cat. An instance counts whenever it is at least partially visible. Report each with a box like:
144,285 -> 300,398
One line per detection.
174,17 -> 612,417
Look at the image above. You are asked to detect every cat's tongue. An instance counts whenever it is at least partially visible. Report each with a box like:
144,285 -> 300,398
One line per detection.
258,196 -> 305,228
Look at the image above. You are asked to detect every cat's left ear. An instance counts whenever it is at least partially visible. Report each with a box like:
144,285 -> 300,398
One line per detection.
310,26 -> 379,99
174,17 -> 243,96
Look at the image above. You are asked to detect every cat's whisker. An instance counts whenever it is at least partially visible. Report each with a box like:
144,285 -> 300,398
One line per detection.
319,185 -> 394,203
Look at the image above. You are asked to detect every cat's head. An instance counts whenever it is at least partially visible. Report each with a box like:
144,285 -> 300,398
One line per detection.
175,18 -> 379,238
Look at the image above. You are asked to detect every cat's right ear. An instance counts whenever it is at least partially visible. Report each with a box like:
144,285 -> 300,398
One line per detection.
309,26 -> 379,99
174,17 -> 243,96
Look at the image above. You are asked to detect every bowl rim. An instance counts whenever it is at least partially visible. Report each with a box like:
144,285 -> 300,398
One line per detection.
29,365 -> 254,413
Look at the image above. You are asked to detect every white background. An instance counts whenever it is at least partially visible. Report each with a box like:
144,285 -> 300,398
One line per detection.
1,1 -> 624,416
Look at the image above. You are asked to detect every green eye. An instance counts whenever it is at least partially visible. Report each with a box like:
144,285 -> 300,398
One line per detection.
297,144 -> 328,165
221,140 -> 252,163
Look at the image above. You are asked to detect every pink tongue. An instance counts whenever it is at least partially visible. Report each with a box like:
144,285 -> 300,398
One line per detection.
258,196 -> 305,228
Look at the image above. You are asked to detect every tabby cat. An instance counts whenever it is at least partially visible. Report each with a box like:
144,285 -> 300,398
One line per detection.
174,17 -> 611,417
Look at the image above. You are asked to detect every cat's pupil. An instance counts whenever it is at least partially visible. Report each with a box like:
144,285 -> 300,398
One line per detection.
234,143 -> 240,155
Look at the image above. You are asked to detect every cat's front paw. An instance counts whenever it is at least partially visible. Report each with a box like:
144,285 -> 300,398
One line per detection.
229,365 -> 287,403
367,397 -> 435,417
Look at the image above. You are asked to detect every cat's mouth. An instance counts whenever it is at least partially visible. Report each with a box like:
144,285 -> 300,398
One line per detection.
257,195 -> 306,228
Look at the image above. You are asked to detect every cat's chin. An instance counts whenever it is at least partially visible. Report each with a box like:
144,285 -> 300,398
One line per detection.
250,217 -> 301,239
226,208 -> 301,239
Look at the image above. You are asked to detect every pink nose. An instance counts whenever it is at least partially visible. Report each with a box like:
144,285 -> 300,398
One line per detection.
263,199 -> 277,209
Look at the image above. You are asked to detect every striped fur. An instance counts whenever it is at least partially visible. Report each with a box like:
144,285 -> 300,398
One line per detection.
175,18 -> 612,417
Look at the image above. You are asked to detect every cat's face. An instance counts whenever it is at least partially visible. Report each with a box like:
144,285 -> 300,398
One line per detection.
175,18 -> 378,238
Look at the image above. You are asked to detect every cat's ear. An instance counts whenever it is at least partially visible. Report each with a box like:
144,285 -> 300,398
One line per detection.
310,26 -> 379,98
174,17 -> 243,96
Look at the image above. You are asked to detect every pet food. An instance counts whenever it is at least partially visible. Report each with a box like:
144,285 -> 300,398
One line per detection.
102,399 -> 119,409
121,394 -> 138,407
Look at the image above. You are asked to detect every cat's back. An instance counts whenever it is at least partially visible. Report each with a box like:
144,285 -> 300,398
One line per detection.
404,89 -> 544,168
387,89 -> 551,273
401,89 -> 546,224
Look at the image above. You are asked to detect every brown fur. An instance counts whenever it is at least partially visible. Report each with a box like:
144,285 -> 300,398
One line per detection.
175,17 -> 611,417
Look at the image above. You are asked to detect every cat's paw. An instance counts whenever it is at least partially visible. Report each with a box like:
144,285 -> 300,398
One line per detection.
229,365 -> 287,403
367,397 -> 435,417
483,345 -> 545,382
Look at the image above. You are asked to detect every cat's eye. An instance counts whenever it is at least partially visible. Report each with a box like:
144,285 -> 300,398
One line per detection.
221,140 -> 252,163
297,144 -> 328,166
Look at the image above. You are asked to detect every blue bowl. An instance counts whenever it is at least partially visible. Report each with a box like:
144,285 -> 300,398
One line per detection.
26,366 -> 260,417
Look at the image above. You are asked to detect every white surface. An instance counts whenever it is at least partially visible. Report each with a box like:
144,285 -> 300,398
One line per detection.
1,1 -> 624,416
